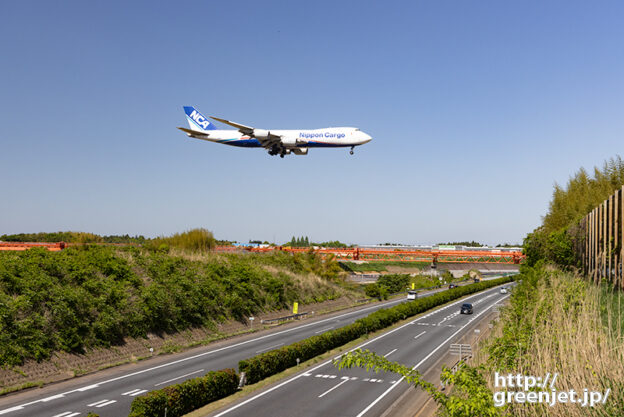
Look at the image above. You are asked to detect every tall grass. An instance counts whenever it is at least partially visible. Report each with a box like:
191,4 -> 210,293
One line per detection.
478,265 -> 624,416
152,228 -> 216,252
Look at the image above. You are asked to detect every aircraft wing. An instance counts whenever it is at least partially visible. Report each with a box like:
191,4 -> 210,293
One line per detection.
210,116 -> 254,135
210,116 -> 283,149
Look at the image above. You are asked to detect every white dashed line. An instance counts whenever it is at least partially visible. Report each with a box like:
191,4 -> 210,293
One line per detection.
95,400 -> 116,408
414,331 -> 426,340
314,326 -> 334,334
383,349 -> 397,358
255,343 -> 284,354
318,377 -> 350,398
154,369 -> 205,386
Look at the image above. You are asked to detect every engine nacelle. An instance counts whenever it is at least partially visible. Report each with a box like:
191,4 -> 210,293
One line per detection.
253,129 -> 270,139
292,148 -> 308,155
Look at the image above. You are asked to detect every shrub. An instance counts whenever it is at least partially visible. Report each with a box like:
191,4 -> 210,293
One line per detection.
129,369 -> 238,417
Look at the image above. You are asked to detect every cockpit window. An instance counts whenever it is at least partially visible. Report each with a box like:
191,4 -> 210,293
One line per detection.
354,128 -> 360,131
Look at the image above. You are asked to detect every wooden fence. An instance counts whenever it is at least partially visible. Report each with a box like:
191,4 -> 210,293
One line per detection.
580,185 -> 624,287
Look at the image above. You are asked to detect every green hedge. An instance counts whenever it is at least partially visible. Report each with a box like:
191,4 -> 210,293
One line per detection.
239,276 -> 514,384
128,369 -> 238,417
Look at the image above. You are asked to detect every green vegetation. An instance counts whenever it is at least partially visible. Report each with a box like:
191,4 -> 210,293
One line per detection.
287,236 -> 310,247
0,231 -> 147,244
238,276 -> 514,385
474,264 -> 624,416
129,369 -> 238,417
524,155 -> 624,267
339,261 -> 430,272
337,350 -> 500,417
0,246 -> 350,366
438,241 -> 484,247
148,228 -> 216,252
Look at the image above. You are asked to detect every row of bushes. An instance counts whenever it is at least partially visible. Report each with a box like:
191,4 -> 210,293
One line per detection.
239,276 -> 514,384
128,369 -> 238,417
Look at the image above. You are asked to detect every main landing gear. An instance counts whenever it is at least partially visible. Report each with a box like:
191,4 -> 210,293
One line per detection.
350,146 -> 355,155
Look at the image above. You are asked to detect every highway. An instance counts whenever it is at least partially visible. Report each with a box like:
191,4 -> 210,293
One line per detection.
0,281 -> 508,417
0,287 -> 452,417
209,285 -> 511,417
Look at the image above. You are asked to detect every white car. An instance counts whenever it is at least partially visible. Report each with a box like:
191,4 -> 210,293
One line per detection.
500,287 -> 508,294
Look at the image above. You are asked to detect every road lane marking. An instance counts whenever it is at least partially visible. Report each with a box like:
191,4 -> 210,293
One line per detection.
414,331 -> 426,340
51,413 -> 79,417
123,389 -> 148,396
211,286 -> 511,417
0,407 -> 23,415
314,326 -> 334,334
87,400 -> 110,407
41,394 -> 65,402
95,400 -> 116,408
76,384 -> 99,392
154,369 -> 205,386
255,343 -> 284,354
122,389 -> 143,396
355,294 -> 511,417
383,349 -> 397,358
318,377 -> 350,398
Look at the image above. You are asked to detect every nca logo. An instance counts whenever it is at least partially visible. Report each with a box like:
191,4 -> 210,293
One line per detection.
189,110 -> 210,130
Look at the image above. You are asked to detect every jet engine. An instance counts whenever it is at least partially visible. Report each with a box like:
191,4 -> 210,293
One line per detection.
292,148 -> 309,155
253,129 -> 270,139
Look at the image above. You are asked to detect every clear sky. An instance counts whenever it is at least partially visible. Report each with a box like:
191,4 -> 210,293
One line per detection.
1,0 -> 623,245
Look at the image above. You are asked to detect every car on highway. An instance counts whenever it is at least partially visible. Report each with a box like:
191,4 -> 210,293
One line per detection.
460,303 -> 473,314
448,283 -> 458,289
500,287 -> 508,294
407,290 -> 418,300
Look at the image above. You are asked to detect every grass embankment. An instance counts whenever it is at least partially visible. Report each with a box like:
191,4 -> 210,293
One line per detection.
0,246 -> 354,367
476,264 -> 624,416
339,261 -> 431,273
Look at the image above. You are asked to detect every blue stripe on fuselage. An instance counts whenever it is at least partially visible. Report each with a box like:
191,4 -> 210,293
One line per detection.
218,139 -> 357,148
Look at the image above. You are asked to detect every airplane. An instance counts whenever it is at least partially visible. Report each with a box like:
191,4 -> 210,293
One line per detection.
177,106 -> 372,157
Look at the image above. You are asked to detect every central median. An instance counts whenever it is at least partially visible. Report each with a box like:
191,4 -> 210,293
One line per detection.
128,276 -> 515,417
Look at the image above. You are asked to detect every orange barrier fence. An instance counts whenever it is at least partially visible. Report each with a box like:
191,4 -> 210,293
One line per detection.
0,242 -> 66,251
215,246 -> 525,264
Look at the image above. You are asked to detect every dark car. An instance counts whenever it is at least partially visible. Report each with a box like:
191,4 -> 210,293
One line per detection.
448,283 -> 458,289
460,303 -> 473,314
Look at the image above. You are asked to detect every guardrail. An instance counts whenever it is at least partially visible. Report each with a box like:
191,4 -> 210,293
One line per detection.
261,312 -> 311,324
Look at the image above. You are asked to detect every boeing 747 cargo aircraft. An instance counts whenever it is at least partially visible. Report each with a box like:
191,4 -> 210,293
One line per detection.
178,106 -> 372,157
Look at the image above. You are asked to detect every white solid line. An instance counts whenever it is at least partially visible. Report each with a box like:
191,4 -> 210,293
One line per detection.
41,394 -> 65,402
65,414 -> 80,417
0,407 -> 24,415
95,400 -> 117,408
314,326 -> 334,334
318,378 -> 350,398
213,286 -> 510,417
355,294 -> 511,417
255,343 -> 284,354
130,389 -> 148,396
414,331 -> 426,340
51,412 -> 73,417
154,368 -> 205,386
383,349 -> 397,358
87,399 -> 109,407
122,389 -> 142,396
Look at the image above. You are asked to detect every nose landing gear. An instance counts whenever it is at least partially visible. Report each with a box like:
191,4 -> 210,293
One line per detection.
350,146 -> 354,155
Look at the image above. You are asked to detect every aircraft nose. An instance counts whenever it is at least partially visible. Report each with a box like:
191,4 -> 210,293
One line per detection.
362,133 -> 372,144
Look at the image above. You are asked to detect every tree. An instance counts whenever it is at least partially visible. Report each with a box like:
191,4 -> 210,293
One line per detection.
335,349 -> 502,417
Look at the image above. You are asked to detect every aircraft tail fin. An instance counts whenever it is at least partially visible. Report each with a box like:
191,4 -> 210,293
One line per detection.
183,106 -> 218,132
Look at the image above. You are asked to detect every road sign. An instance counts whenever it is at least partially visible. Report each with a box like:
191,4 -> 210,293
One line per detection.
450,343 -> 472,359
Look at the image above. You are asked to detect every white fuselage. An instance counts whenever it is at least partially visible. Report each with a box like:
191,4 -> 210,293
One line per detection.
192,127 -> 372,149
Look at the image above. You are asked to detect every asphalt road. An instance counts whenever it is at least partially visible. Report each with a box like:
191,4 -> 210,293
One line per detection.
209,285 -> 512,417
0,286 -> 455,417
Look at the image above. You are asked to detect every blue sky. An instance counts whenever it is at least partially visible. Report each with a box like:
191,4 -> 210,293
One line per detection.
1,0 -> 623,245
